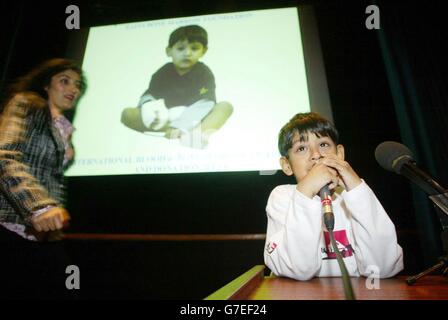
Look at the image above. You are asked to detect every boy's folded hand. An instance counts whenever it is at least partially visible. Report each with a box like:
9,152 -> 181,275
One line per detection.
297,162 -> 339,199
321,155 -> 362,191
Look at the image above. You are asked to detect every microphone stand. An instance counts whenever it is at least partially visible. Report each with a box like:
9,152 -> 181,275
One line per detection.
406,191 -> 448,285
327,228 -> 356,299
321,187 -> 356,300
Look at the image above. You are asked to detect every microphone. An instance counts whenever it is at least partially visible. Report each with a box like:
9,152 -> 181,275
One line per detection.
319,184 -> 334,231
376,142 -> 448,284
374,141 -> 446,196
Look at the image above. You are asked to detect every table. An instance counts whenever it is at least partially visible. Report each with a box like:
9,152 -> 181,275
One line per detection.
206,265 -> 448,300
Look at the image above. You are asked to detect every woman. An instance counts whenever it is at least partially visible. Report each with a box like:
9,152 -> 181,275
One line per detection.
0,58 -> 86,299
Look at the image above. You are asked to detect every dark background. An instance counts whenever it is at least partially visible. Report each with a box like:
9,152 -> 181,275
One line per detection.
1,0 -> 447,299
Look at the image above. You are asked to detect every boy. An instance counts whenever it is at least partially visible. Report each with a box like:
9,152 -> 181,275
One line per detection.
264,112 -> 403,280
121,25 -> 233,148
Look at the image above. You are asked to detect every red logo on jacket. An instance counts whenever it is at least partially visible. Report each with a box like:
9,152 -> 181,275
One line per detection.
266,241 -> 278,254
322,230 -> 354,259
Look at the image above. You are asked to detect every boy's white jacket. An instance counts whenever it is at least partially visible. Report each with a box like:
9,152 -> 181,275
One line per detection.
264,180 -> 404,280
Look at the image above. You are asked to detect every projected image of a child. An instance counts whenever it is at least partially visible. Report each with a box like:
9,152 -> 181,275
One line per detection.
121,25 -> 233,149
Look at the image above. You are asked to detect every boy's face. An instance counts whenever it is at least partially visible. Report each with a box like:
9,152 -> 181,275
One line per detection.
166,39 -> 207,75
280,131 -> 344,182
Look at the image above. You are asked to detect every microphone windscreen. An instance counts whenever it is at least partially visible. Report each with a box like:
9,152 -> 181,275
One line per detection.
375,141 -> 414,173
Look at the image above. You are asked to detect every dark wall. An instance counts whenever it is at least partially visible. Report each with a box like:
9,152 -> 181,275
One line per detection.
1,0 -> 446,298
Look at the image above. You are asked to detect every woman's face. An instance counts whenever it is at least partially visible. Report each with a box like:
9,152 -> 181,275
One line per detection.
45,69 -> 82,116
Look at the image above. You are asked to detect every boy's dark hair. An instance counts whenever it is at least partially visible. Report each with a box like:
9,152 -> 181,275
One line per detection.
168,25 -> 208,48
278,112 -> 339,157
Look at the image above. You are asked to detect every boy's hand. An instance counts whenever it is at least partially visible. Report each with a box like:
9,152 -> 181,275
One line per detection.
297,163 -> 340,199
321,154 -> 362,191
141,99 -> 168,131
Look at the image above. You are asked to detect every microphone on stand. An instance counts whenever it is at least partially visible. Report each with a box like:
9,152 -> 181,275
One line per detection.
374,141 -> 446,196
319,184 -> 334,231
375,141 -> 448,230
375,141 -> 448,285
318,184 -> 355,300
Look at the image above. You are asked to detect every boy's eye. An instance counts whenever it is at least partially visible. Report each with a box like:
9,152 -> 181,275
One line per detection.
320,142 -> 330,148
296,146 -> 307,153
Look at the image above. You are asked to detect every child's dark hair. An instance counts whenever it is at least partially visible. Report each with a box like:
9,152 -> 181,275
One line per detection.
168,25 -> 208,48
278,112 -> 339,157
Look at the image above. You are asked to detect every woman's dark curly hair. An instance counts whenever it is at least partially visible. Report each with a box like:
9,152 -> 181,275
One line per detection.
1,58 -> 86,113
12,58 -> 86,96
